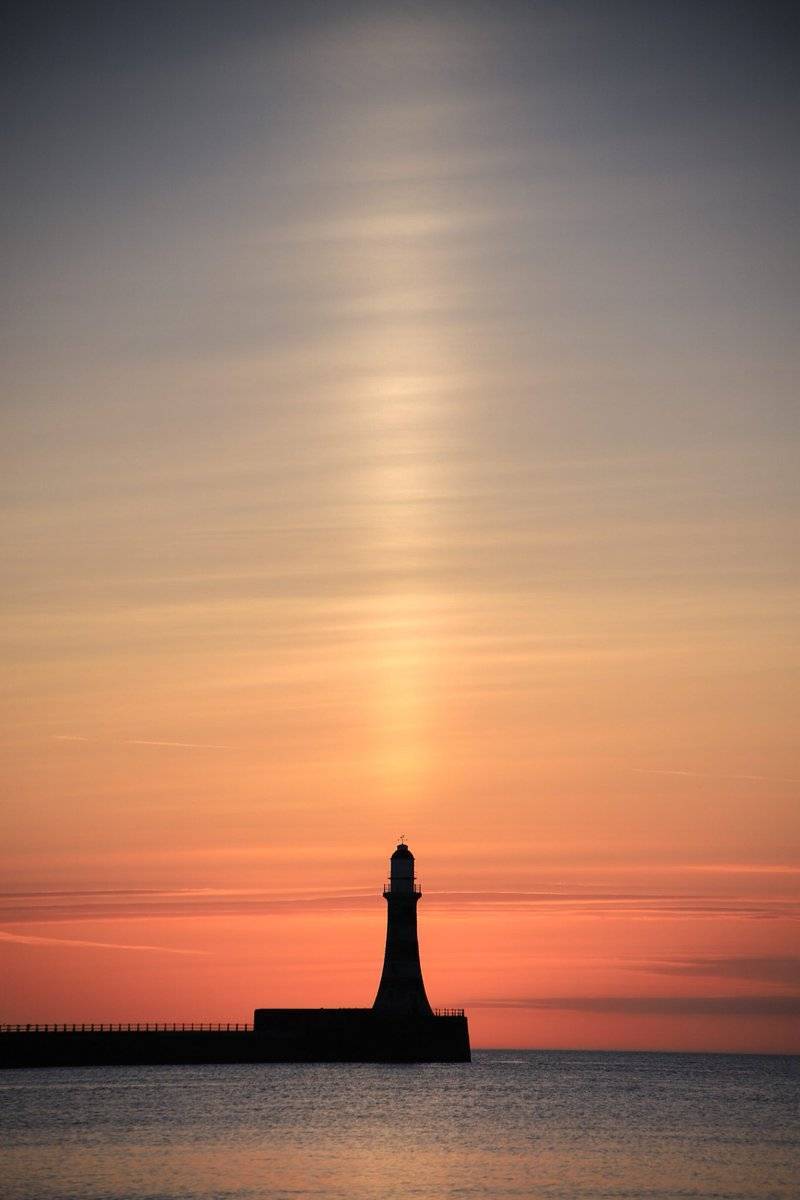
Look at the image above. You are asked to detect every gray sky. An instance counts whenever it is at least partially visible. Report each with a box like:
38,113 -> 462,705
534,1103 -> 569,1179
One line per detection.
2,0 -> 798,865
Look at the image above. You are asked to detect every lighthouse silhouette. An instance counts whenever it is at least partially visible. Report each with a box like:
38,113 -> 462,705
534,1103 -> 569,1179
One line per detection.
373,840 -> 433,1017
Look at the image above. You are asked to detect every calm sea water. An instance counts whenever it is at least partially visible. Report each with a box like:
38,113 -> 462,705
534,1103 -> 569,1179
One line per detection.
0,1051 -> 797,1200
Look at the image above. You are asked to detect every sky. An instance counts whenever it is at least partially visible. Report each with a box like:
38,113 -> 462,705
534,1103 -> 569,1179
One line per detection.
1,0 -> 798,1052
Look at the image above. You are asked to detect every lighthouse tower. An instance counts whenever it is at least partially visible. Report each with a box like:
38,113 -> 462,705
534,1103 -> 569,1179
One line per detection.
373,841 -> 433,1017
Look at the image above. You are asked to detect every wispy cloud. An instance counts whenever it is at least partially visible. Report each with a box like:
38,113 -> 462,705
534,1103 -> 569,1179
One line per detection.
0,888 -> 377,923
630,768 -> 800,785
123,740 -> 232,750
50,735 -> 231,750
469,995 -> 800,1017
0,930 -> 206,955
1,888 -> 797,925
626,955 -> 800,987
425,892 -> 800,921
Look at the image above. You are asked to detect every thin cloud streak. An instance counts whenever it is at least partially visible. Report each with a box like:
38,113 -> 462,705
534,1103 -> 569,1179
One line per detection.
626,955 -> 800,987
630,768 -> 800,785
123,740 -> 233,750
1,888 -> 797,925
470,995 -> 800,1017
0,930 -> 207,956
50,736 -> 232,750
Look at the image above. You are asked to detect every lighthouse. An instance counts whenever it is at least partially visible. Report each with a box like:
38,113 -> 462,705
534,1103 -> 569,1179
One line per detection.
373,840 -> 433,1017
4,838 -> 469,1067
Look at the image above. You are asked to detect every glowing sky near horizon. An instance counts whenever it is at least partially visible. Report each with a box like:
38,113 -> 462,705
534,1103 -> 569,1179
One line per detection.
1,1 -> 798,1051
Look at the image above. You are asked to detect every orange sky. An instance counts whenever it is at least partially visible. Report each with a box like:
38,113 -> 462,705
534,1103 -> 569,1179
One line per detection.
1,5 -> 798,1051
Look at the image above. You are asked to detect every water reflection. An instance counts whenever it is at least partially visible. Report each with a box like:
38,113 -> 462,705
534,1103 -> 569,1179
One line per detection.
1,1052 -> 796,1200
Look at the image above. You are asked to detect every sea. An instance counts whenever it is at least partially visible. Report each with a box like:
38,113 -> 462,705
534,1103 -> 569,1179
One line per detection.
0,1051 -> 797,1200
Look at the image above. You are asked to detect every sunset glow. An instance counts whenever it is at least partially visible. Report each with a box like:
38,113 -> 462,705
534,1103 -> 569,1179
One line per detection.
2,3 -> 798,1053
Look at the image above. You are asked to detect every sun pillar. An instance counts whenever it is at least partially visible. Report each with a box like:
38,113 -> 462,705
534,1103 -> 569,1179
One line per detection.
373,841 -> 433,1017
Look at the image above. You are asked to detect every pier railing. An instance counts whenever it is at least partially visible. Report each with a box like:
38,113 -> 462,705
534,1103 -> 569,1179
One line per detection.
2,1013 -> 465,1031
0,1023 -> 253,1034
